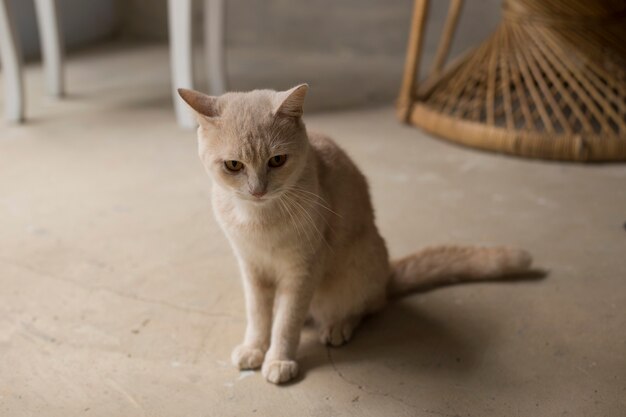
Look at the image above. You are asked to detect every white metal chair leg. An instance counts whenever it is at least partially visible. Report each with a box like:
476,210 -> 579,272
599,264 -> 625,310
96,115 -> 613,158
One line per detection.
34,0 -> 64,97
168,0 -> 195,129
0,0 -> 25,123
204,0 -> 226,95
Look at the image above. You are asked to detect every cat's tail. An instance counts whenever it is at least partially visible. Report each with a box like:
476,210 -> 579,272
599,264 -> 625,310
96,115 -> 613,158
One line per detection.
387,245 -> 533,297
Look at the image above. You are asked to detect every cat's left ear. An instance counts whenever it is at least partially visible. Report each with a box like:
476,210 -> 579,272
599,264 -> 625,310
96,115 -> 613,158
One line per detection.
273,84 -> 309,118
177,88 -> 219,125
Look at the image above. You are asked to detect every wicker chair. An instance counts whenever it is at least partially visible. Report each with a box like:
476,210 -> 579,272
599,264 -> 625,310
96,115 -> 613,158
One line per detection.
397,0 -> 626,162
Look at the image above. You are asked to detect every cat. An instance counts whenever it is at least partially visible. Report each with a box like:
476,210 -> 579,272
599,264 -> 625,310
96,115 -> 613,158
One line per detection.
178,84 -> 533,384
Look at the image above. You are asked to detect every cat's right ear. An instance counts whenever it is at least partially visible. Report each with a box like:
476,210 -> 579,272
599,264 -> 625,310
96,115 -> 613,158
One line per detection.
177,88 -> 219,125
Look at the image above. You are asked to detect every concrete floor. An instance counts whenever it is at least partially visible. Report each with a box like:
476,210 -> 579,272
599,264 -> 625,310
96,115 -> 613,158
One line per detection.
1,44 -> 625,417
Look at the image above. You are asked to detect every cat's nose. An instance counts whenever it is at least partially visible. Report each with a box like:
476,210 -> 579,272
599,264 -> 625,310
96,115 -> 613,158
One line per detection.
250,190 -> 267,198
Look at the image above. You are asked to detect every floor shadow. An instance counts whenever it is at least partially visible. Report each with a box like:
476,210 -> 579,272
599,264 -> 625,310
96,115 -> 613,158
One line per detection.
299,301 -> 485,382
297,270 -> 548,386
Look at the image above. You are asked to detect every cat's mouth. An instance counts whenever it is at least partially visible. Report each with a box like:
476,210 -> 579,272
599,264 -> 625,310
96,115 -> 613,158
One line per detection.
238,192 -> 274,204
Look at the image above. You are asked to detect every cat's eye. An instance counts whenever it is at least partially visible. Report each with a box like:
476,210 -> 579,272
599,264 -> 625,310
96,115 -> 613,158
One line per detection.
224,160 -> 244,172
268,155 -> 287,168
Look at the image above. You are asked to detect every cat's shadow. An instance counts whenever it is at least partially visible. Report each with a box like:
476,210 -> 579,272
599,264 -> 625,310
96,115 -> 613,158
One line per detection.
296,302 -> 481,386
293,270 -> 547,387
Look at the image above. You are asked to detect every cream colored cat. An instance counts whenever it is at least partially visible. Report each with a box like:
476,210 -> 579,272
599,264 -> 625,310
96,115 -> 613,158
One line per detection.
178,85 -> 532,384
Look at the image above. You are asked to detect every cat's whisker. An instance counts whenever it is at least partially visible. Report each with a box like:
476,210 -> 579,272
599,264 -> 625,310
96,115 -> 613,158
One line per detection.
295,194 -> 342,219
281,194 -> 315,252
278,195 -> 304,245
276,196 -> 297,238
283,193 -> 319,251
284,190 -> 338,238
289,186 -> 332,205
284,185 -> 328,203
284,192 -> 333,252
280,197 -> 306,248
283,186 -> 343,218
286,188 -> 341,218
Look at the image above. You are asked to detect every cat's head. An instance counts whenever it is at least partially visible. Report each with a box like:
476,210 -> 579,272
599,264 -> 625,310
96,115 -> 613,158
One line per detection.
178,85 -> 309,203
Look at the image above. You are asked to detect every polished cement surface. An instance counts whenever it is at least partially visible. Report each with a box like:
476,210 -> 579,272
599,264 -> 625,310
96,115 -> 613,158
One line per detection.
1,44 -> 625,417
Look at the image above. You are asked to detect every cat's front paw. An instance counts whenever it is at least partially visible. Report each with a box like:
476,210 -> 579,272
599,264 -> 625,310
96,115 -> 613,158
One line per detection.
262,359 -> 298,384
231,344 -> 265,370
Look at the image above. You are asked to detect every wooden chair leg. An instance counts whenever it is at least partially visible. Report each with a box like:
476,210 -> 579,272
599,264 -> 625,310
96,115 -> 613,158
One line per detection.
0,0 -> 25,123
34,0 -> 64,97
204,0 -> 226,95
397,0 -> 429,123
430,0 -> 464,77
168,0 -> 196,129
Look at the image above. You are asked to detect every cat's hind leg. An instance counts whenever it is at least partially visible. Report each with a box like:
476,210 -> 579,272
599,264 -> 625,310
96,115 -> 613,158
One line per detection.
310,273 -> 386,347
310,238 -> 388,347
318,315 -> 362,346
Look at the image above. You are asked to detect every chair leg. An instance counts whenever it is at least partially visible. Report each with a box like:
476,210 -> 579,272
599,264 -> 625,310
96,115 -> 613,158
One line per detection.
0,0 -> 25,123
430,0 -> 463,77
397,0 -> 429,123
34,0 -> 64,97
167,0 -> 196,128
204,0 -> 226,95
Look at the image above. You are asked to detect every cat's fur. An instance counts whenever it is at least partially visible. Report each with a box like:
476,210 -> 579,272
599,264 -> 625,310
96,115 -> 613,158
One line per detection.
178,85 -> 532,384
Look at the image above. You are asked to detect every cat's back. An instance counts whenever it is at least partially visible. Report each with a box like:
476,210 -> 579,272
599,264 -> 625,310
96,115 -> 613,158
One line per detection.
308,132 -> 364,180
307,131 -> 374,221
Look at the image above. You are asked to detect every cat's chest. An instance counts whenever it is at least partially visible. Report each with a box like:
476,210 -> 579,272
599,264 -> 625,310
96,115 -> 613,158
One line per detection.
226,219 -> 297,253
212,193 -> 318,269
226,221 -> 306,275
215,201 -> 296,245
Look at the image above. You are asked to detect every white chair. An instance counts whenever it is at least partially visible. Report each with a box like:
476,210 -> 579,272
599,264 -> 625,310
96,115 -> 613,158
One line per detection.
34,0 -> 64,97
0,0 -> 225,127
0,0 -> 23,122
168,0 -> 227,128
0,0 -> 63,123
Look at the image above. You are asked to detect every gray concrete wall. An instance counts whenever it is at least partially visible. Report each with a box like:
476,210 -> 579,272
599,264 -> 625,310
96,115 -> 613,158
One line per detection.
117,0 -> 503,108
119,0 -> 502,65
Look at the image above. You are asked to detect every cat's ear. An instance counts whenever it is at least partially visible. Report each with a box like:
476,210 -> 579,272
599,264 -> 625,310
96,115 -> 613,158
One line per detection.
177,88 -> 219,125
273,84 -> 309,118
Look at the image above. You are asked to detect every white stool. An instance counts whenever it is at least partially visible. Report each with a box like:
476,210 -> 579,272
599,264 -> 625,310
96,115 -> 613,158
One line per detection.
0,0 -> 63,123
168,0 -> 227,128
